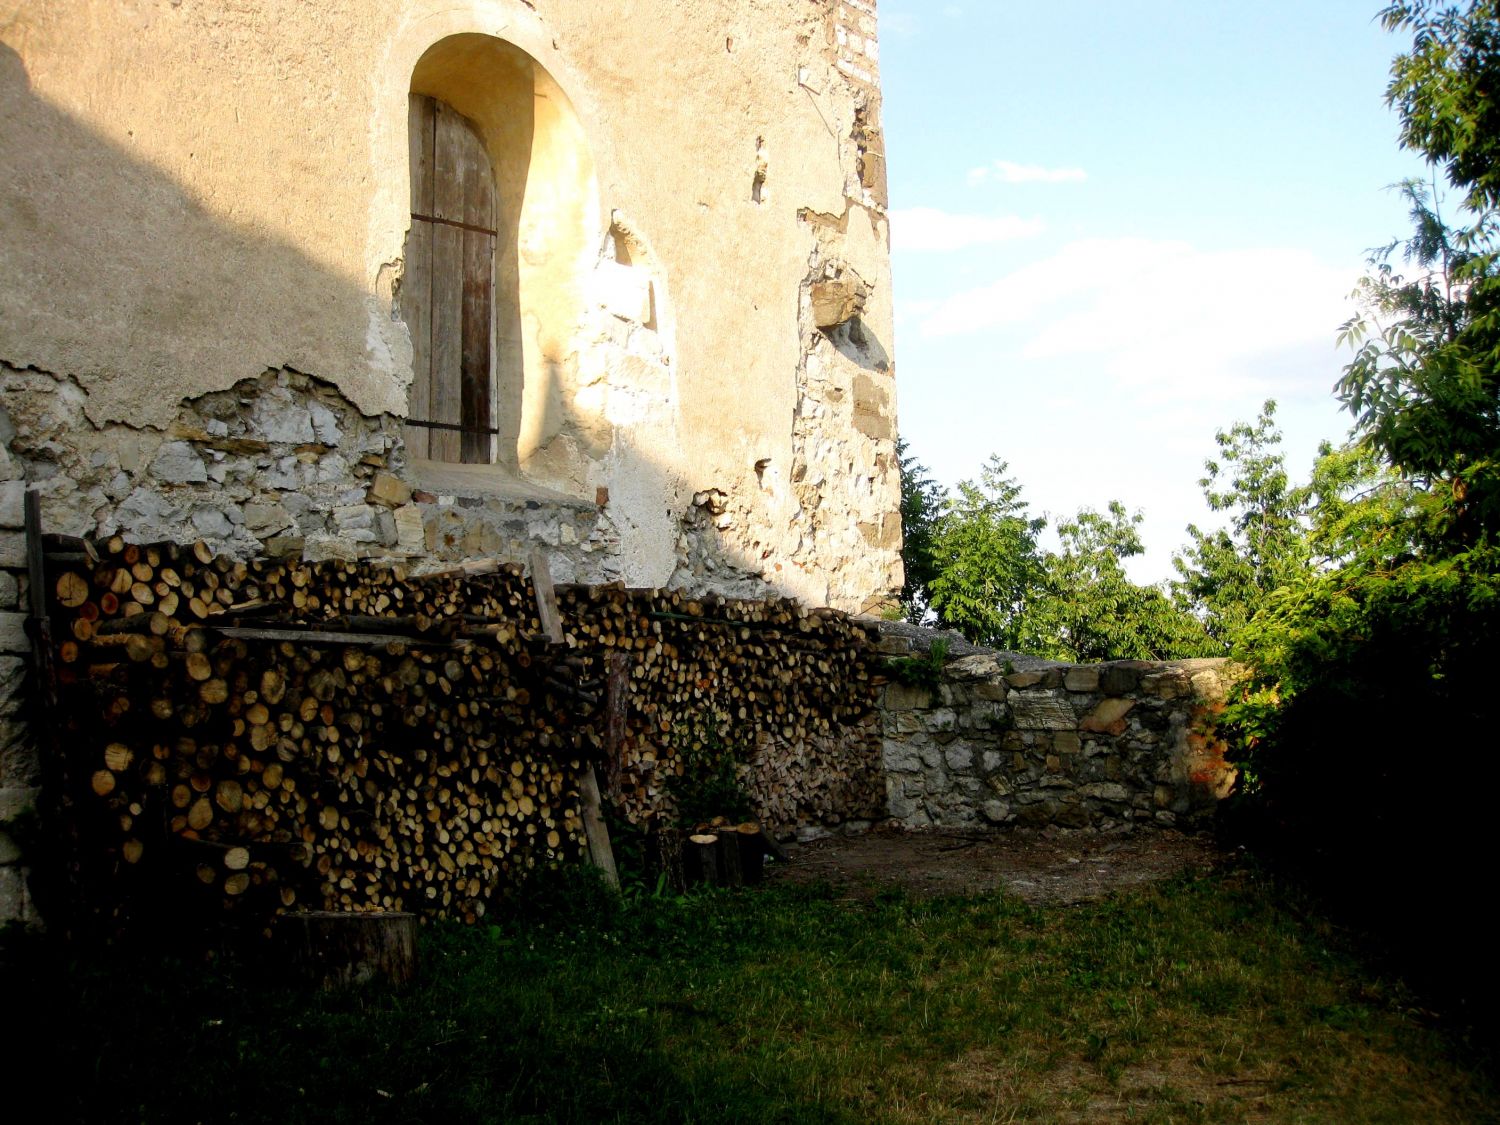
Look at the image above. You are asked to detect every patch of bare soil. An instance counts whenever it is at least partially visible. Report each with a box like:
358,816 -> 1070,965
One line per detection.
945,1049 -> 1279,1123
768,825 -> 1227,904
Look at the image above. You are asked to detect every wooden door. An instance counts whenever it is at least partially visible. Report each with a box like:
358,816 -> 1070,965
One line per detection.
403,94 -> 496,463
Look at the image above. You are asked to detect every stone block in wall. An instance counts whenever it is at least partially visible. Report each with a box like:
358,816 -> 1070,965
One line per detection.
0,531 -> 24,570
0,785 -> 38,822
1190,666 -> 1229,703
923,707 -> 957,733
1009,690 -> 1075,730
1063,667 -> 1099,692
811,276 -> 867,329
0,723 -> 38,788
243,500 -> 294,537
884,710 -> 924,736
981,799 -> 1011,824
852,374 -> 893,441
1080,698 -> 1135,735
0,613 -> 28,654
947,654 -> 1002,680
0,654 -> 24,709
883,743 -> 922,773
0,571 -> 17,609
883,682 -> 932,711
0,863 -> 35,926
0,480 -> 24,529
960,699 -> 1008,731
367,472 -> 412,509
1141,670 -> 1190,699
1100,664 -> 1144,694
394,505 -> 425,553
149,441 -> 209,484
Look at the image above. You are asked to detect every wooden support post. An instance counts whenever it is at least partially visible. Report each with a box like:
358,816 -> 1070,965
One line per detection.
577,765 -> 618,890
23,491 -> 57,708
528,550 -> 564,646
603,650 -> 630,801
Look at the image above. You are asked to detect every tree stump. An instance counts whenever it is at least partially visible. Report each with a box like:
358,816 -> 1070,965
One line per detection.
278,910 -> 417,990
686,834 -> 721,887
736,822 -> 767,885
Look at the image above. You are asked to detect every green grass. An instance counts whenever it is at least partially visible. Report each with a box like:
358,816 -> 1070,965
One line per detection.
10,866 -> 1496,1124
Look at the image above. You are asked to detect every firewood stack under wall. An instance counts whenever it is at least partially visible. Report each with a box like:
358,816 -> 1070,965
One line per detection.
39,537 -> 885,934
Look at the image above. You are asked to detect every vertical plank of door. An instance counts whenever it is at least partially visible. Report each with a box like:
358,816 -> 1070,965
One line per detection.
430,103 -> 467,462
461,134 -> 495,464
403,95 -> 435,460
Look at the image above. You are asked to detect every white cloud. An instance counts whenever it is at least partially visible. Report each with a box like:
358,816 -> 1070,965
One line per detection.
967,160 -> 1088,186
916,236 -> 1360,402
889,206 -> 1045,252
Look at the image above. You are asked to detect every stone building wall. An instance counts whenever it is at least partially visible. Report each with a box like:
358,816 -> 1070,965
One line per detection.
875,638 -> 1235,833
0,0 -> 903,924
0,0 -> 900,609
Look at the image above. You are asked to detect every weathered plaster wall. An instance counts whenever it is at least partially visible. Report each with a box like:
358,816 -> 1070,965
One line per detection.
0,0 -> 900,610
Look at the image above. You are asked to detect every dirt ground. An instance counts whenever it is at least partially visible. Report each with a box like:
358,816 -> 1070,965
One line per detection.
768,825 -> 1228,905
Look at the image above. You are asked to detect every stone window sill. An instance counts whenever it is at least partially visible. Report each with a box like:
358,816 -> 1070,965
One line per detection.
408,460 -> 596,511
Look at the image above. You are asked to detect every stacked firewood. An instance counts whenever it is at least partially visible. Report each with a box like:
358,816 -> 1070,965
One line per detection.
548,582 -> 882,829
42,537 -> 881,933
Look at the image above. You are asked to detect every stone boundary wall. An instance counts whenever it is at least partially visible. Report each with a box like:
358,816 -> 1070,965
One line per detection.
875,631 -> 1235,832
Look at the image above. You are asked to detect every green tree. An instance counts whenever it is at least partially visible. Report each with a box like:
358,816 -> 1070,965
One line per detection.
1337,180 -> 1500,542
895,437 -> 946,624
1336,2 -> 1500,541
926,456 -> 1045,649
1031,502 -> 1210,662
1172,400 -> 1312,647
1214,2 -> 1500,1017
1383,1 -> 1500,212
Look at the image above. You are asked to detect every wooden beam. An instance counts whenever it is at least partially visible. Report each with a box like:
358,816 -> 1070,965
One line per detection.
528,550 -> 564,645
577,766 -> 618,890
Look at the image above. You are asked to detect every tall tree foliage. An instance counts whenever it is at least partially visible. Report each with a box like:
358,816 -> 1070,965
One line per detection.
895,438 -> 945,624
1217,1 -> 1500,1017
1029,502 -> 1208,662
925,457 -> 1046,650
896,449 -> 1208,660
1338,2 -> 1500,541
1172,401 -> 1312,646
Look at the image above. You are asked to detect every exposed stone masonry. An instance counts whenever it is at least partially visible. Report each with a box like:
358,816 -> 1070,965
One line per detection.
875,630 -> 1235,832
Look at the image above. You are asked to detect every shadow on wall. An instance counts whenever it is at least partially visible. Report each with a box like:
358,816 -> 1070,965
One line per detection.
0,44 -> 381,426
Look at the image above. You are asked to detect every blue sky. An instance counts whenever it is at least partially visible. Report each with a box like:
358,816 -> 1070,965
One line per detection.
880,1 -> 1431,581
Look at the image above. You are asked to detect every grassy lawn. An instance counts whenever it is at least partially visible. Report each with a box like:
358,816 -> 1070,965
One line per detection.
12,866 -> 1496,1124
